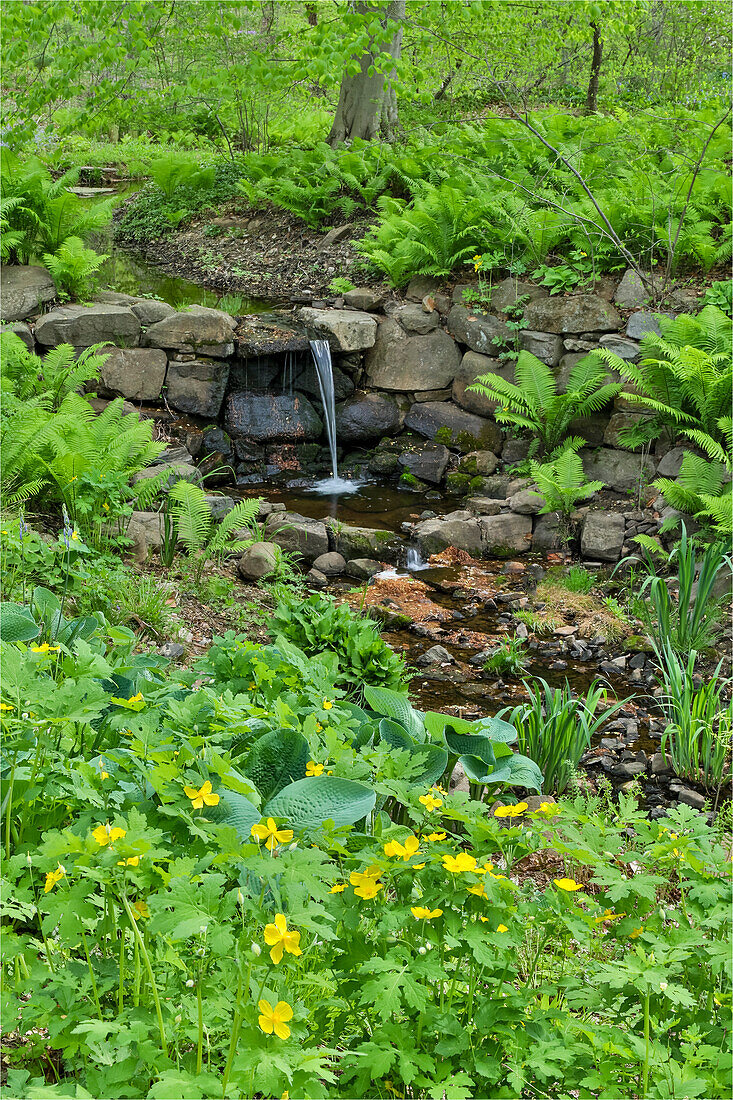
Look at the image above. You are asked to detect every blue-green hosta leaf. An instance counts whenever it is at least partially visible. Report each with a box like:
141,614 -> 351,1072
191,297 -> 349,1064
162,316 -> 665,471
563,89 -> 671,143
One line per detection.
211,788 -> 261,842
423,711 -> 475,738
473,715 -> 518,743
411,743 -> 448,787
244,728 -> 310,801
379,717 -> 415,752
458,753 -> 496,784
0,602 -> 39,643
444,728 -> 496,768
363,685 -> 425,741
486,751 -> 543,791
264,776 -> 376,830
353,720 -> 376,749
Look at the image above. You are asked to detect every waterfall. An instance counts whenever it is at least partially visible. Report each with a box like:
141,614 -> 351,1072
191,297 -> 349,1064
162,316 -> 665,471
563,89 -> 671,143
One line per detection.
406,546 -> 428,571
309,338 -> 338,480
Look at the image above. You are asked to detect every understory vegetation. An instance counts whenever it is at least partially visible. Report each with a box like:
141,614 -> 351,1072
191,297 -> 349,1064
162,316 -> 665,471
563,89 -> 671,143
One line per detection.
1,2 -> 732,1097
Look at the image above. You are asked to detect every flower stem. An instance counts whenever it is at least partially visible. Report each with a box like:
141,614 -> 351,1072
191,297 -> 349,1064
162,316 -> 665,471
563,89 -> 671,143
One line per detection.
120,894 -> 167,1056
196,982 -> 204,1075
641,990 -> 650,1098
81,930 -> 102,1020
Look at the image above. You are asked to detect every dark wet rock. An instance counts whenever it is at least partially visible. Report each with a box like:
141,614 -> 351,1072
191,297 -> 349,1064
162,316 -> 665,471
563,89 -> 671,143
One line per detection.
1,264 -> 57,321
366,317 -> 461,391
200,427 -> 233,459
406,274 -> 441,302
655,446 -> 687,478
264,511 -> 329,563
142,306 -> 235,357
502,438 -> 531,463
459,450 -> 500,477
416,644 -> 455,667
167,358 -> 231,419
473,474 -> 512,499
399,444 -> 450,485
36,303 -> 141,347
446,305 -> 509,354
345,558 -> 382,579
519,329 -> 564,365
335,392 -> 403,442
603,411 -> 653,450
312,551 -> 347,575
523,294 -> 621,334
405,402 -> 502,452
293,362 -> 354,402
368,451 -> 401,476
225,392 -> 323,443
238,542 -> 280,580
98,346 -> 167,402
452,351 -> 514,415
670,784 -> 706,810
307,567 -> 329,588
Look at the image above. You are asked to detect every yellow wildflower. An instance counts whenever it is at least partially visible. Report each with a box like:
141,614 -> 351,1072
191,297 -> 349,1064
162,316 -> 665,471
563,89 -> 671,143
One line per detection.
330,883 -> 346,893
92,822 -> 126,846
44,864 -> 65,893
496,924 -> 508,933
350,866 -> 383,899
410,906 -> 442,920
30,643 -> 60,655
494,802 -> 528,818
305,761 -> 324,777
183,780 -> 219,810
384,835 -> 421,861
258,998 -> 293,1040
467,881 -> 487,897
594,908 -> 625,923
322,699 -> 333,710
251,818 -> 294,851
117,856 -> 140,867
443,852 -> 477,874
98,758 -> 109,780
424,831 -> 447,842
263,913 -> 302,965
132,899 -> 149,920
0,702 -> 14,711
553,877 -> 583,892
419,793 -> 443,813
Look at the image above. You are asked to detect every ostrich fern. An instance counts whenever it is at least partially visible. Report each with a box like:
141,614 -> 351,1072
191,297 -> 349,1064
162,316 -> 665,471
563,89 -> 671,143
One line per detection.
168,480 -> 262,580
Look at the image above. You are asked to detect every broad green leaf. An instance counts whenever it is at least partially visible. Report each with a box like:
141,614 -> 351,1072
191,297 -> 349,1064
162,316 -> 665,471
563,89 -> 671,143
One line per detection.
264,776 -> 375,830
378,717 -> 415,752
0,602 -> 39,643
473,715 -> 518,743
411,743 -> 449,787
244,728 -> 310,801
444,728 -> 496,768
363,685 -> 424,740
485,752 -> 543,791
210,788 -> 261,842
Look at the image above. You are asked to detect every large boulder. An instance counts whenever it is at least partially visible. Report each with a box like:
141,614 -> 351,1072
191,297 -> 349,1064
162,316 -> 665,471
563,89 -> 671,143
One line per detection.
582,448 -> 656,493
166,359 -> 231,419
298,307 -> 377,351
133,462 -> 202,490
99,347 -> 167,401
603,411 -> 652,450
35,304 -> 141,347
392,302 -> 439,334
1,265 -> 57,321
325,520 -> 401,562
225,393 -> 323,443
404,401 -> 502,453
446,305 -> 509,354
264,511 -> 329,562
398,444 -> 450,485
293,362 -> 354,402
489,278 -> 548,314
656,446 -> 687,478
580,512 -> 625,562
452,352 -> 514,415
522,295 -> 621,334
613,269 -> 653,310
343,287 -> 384,311
519,330 -> 564,366
131,299 -> 176,325
598,334 -> 640,361
414,514 -> 483,557
365,317 -> 461,391
479,513 -> 533,555
125,510 -> 164,561
238,542 -> 280,581
334,392 -> 403,442
625,310 -> 674,340
142,306 -> 235,357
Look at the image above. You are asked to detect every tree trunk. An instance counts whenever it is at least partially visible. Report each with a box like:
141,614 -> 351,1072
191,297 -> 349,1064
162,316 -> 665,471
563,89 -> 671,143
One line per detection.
585,22 -> 603,113
327,0 -> 405,147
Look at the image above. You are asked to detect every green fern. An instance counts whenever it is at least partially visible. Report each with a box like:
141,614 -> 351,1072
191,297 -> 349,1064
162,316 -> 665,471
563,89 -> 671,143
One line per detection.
656,453 -> 733,537
43,237 -> 109,300
529,440 -> 604,517
168,481 -> 262,579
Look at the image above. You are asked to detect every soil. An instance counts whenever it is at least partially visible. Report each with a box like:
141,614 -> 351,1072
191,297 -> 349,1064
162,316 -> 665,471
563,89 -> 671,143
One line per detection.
115,200 -> 394,302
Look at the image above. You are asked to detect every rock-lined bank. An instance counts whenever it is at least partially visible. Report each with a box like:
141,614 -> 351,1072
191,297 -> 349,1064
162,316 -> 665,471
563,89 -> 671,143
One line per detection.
0,263 -> 706,563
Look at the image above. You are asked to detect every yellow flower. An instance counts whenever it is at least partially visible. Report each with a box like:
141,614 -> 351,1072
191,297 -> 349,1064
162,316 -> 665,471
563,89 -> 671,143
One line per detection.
467,881 -> 487,897
305,761 -> 324,777
496,924 -> 508,933
44,864 -> 65,893
117,856 -> 140,867
384,835 -> 421,861
419,793 -> 443,813
534,801 -> 559,816
30,643 -> 61,655
92,822 -> 126,846
251,817 -> 294,851
553,877 -> 583,892
0,702 -> 14,711
102,502 -> 110,511
183,780 -> 220,810
263,914 -> 302,965
98,758 -> 109,780
425,831 -> 447,842
494,802 -> 528,818
486,870 -> 508,882
443,852 -> 477,874
410,906 -> 443,920
350,866 -> 383,899
330,883 -> 346,893
594,908 -> 625,923
629,926 -> 644,939
132,899 -> 149,919
476,862 -> 494,874
71,530 -> 80,541
322,699 -> 333,710
315,722 -> 323,732
258,998 -> 293,1040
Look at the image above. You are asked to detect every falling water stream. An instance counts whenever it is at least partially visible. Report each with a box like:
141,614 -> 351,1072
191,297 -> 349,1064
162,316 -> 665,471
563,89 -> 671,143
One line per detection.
309,338 -> 362,494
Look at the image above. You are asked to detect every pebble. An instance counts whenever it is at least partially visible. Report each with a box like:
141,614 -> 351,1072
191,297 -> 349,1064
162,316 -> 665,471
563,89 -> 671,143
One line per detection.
160,641 -> 185,659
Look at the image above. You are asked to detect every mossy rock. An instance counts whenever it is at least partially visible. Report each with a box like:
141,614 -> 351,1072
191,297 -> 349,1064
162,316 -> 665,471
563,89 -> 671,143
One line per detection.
446,471 -> 472,493
398,471 -> 428,492
368,605 -> 412,630
625,634 -> 655,654
459,455 -> 479,475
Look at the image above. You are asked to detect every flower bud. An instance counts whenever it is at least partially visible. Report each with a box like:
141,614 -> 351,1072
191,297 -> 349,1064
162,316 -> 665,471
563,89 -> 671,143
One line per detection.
26,852 -> 32,866
237,889 -> 244,906
185,979 -> 195,988
251,942 -> 261,957
418,946 -> 427,956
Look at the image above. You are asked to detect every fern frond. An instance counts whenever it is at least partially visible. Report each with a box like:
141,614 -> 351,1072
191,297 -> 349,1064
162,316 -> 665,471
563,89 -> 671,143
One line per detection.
168,480 -> 212,554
